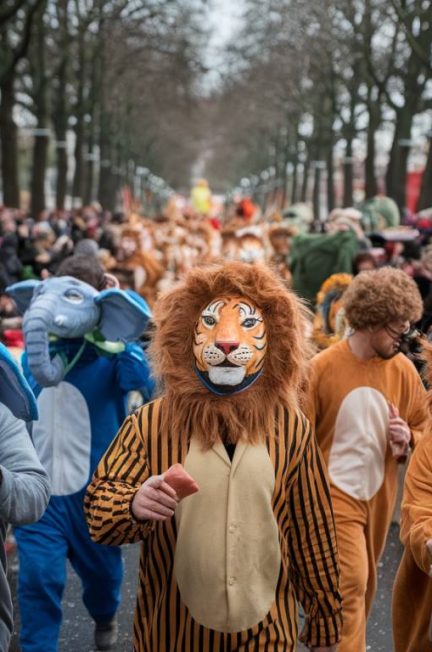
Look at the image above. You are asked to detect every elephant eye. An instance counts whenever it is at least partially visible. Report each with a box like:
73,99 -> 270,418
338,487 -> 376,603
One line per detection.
64,289 -> 84,303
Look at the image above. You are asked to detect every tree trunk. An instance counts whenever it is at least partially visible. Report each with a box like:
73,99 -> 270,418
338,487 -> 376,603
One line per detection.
290,160 -> 298,204
0,75 -> 20,207
99,168 -> 115,210
313,163 -> 321,222
84,7 -> 107,208
53,0 -> 69,210
279,149 -> 289,210
96,24 -> 113,210
300,154 -> 310,203
385,108 -> 413,211
98,108 -> 114,209
55,143 -> 67,210
326,144 -> 335,212
72,116 -> 84,204
31,130 -> 49,218
83,36 -> 102,206
71,28 -> 85,204
418,137 -> 432,211
343,139 -> 353,207
83,140 -> 95,206
30,7 -> 49,219
365,101 -> 379,199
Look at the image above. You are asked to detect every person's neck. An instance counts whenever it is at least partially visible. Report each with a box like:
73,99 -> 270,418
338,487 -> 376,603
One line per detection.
347,331 -> 376,361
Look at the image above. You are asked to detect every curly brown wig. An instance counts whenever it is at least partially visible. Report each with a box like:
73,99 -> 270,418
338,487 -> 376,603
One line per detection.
343,267 -> 423,331
150,261 -> 312,448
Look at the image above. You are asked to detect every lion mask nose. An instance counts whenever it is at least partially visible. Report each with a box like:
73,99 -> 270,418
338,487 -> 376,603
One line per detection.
215,341 -> 239,355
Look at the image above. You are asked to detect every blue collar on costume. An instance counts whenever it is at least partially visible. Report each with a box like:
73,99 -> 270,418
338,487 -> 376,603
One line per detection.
194,365 -> 263,396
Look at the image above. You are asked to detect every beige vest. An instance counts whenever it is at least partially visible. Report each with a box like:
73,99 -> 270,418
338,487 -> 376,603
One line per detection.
174,436 -> 281,632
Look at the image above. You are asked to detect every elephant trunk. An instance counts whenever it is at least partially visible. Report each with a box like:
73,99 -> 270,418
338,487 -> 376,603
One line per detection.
23,312 -> 65,387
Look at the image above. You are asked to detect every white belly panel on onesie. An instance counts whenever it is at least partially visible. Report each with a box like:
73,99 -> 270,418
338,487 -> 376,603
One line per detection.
328,386 -> 388,501
174,437 -> 281,633
33,381 -> 91,495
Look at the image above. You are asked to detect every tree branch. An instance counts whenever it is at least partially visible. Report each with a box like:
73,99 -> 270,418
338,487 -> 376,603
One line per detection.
388,0 -> 432,72
0,0 -> 28,27
0,0 -> 46,85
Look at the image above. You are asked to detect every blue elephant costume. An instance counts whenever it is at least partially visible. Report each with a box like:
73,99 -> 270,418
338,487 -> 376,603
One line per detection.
7,276 -> 155,652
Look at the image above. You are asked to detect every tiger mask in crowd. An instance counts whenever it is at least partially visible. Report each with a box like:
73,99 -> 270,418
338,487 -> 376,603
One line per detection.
150,261 -> 312,448
193,297 -> 267,395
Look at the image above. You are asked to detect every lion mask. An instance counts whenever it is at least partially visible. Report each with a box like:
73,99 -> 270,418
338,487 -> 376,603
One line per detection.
193,297 -> 267,395
150,261 -> 312,448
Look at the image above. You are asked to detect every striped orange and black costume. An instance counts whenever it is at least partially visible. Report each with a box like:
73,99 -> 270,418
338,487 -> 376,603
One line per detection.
85,398 -> 342,651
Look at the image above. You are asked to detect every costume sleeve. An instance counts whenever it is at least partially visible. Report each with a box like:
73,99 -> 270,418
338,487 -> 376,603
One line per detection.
302,361 -> 319,428
84,410 -> 154,545
115,342 -> 156,400
0,405 -> 50,524
399,434 -> 432,575
404,365 -> 428,448
288,418 -> 342,648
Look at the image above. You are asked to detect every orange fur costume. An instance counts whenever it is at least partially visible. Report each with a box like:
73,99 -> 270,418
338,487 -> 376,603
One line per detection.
392,342 -> 432,652
114,225 -> 164,306
307,268 -> 428,652
85,262 -> 342,651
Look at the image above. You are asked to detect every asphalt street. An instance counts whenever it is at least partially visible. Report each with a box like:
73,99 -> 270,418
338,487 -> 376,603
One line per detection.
8,524 -> 402,652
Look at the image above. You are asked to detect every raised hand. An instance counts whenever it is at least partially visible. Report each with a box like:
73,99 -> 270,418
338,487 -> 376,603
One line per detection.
131,474 -> 179,522
388,402 -> 411,461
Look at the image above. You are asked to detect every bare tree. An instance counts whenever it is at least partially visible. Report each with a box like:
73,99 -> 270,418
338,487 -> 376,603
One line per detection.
0,0 -> 44,207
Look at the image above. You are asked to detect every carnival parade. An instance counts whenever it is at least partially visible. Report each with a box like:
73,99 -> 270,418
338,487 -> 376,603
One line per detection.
1,1 -> 432,651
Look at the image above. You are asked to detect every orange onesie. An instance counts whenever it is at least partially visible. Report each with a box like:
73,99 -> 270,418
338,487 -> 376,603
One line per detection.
307,339 -> 427,652
392,432 -> 432,651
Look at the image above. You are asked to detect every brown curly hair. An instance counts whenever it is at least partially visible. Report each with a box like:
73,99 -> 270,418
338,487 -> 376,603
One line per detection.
343,267 -> 423,331
150,261 -> 312,448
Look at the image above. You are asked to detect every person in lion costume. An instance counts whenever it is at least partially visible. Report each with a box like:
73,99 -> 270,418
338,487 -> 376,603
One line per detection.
85,261 -> 342,652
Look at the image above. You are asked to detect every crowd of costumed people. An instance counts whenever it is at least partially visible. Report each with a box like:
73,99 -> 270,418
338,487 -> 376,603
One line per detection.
3,178 -> 432,651
3,180 -> 432,352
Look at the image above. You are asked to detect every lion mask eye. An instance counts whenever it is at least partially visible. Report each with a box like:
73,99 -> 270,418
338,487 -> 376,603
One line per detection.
203,315 -> 216,327
242,317 -> 259,329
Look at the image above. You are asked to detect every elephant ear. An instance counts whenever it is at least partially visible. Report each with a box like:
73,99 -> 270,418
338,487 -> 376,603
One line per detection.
6,280 -> 41,315
95,289 -> 152,342
0,343 -> 38,421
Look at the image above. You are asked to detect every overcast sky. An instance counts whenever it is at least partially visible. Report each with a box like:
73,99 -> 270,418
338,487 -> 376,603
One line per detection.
203,0 -> 244,89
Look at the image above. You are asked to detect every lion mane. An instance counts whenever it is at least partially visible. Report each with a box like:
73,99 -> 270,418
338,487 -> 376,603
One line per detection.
150,261 -> 312,448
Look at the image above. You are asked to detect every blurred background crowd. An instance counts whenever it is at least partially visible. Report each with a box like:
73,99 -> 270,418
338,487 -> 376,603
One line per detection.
3,181 -> 432,359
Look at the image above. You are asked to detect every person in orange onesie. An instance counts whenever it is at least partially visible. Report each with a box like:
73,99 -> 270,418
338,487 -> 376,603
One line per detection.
307,266 -> 428,652
392,342 -> 432,652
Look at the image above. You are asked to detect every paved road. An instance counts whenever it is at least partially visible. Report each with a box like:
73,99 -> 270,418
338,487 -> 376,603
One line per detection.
8,524 -> 402,651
